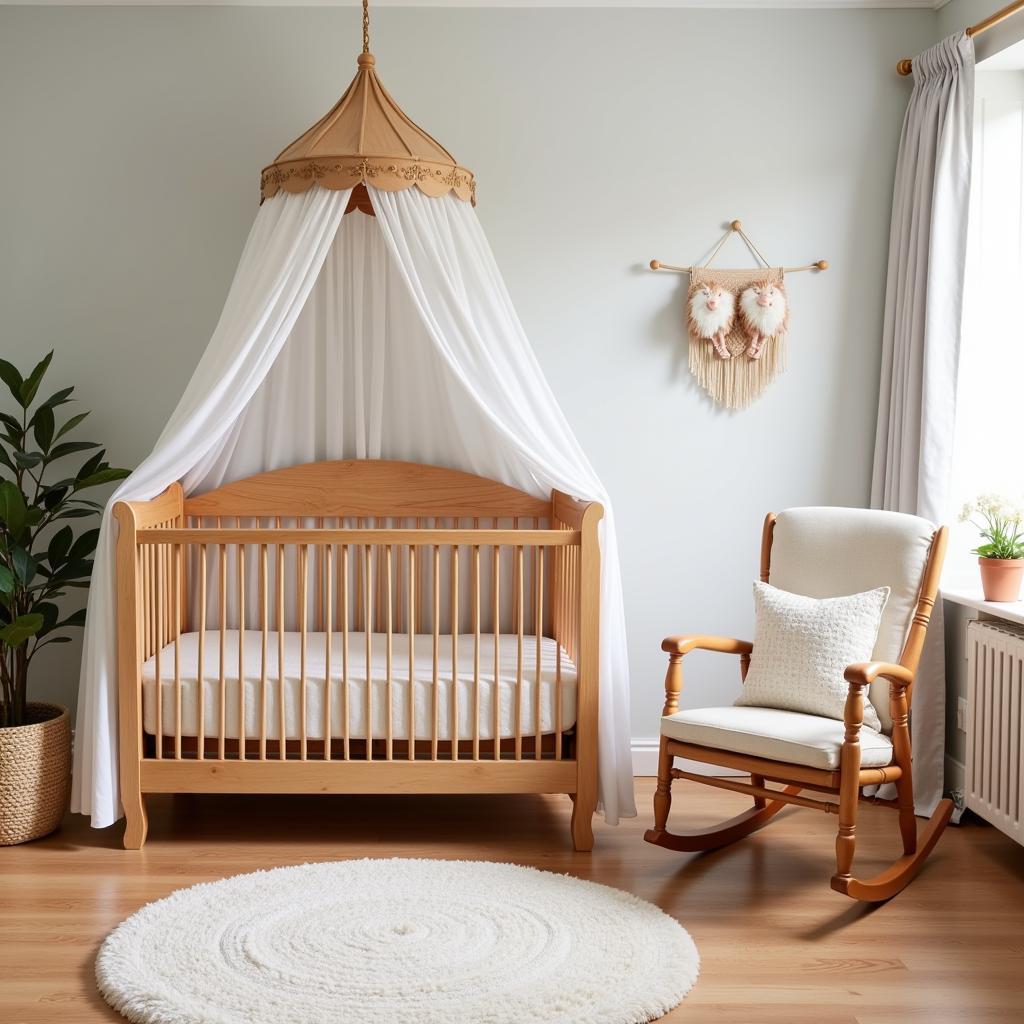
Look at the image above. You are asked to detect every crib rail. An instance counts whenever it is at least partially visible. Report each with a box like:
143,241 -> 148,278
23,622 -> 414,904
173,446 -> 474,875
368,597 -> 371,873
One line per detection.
119,519 -> 590,768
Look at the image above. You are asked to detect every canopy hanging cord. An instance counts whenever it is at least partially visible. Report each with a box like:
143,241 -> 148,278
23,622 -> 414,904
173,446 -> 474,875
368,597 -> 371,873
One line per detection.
649,220 -> 828,276
363,0 -> 370,54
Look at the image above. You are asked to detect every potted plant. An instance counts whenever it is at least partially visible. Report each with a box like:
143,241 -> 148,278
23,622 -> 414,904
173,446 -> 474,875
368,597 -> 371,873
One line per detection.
960,494 -> 1024,603
0,352 -> 128,844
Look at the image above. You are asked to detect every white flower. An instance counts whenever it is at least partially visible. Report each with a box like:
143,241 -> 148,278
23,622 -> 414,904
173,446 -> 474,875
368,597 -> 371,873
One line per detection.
959,500 -> 975,524
976,492 -> 1004,518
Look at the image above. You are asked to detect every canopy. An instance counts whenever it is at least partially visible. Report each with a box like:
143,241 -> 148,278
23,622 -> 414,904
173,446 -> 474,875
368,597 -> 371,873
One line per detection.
72,47 -> 636,828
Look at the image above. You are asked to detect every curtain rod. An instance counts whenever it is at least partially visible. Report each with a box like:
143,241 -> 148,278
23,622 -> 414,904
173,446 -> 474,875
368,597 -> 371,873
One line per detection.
897,0 -> 1024,75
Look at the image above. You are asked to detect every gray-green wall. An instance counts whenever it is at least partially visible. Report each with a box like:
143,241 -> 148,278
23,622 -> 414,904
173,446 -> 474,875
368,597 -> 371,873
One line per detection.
0,5 -> 936,752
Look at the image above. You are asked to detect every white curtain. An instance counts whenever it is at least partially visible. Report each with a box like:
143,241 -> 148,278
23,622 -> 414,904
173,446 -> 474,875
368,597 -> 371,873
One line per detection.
371,187 -> 635,824
71,187 -> 352,827
871,33 -> 974,815
73,185 -> 636,828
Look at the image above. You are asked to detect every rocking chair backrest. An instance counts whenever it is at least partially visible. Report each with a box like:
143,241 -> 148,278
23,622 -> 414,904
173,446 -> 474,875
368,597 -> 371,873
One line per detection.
762,507 -> 942,733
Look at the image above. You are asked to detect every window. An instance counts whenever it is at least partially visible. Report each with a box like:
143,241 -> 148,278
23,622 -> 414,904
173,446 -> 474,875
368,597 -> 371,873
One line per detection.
946,69 -> 1024,586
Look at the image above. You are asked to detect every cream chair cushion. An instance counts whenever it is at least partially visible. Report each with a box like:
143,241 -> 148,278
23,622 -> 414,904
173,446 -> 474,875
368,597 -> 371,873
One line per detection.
661,706 -> 893,771
735,582 -> 889,732
768,507 -> 937,732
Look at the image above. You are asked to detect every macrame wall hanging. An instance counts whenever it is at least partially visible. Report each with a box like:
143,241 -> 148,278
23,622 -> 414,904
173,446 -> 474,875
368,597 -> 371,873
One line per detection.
650,221 -> 827,410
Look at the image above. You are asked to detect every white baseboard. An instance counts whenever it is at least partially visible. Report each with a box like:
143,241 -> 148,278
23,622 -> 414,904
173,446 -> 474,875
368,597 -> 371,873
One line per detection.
631,736 -> 743,778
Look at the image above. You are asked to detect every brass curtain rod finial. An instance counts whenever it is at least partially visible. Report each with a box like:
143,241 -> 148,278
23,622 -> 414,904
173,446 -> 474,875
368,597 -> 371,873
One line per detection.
815,260 -> 828,271
650,259 -> 661,270
896,58 -> 914,77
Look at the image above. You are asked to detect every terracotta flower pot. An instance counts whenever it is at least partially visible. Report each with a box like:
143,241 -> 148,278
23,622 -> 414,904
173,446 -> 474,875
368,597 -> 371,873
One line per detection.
978,557 -> 1024,603
0,702 -> 71,845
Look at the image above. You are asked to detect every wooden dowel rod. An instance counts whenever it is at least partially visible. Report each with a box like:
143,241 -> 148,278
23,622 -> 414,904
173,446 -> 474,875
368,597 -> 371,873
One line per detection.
650,258 -> 828,274
671,769 -> 839,813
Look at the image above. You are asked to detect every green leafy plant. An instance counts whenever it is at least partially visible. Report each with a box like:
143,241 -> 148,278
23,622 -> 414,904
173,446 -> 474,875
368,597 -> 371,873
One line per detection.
0,352 -> 129,728
960,494 -> 1024,561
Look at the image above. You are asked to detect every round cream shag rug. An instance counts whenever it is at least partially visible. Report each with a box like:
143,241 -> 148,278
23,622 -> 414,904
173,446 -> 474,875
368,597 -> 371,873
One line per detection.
96,858 -> 698,1024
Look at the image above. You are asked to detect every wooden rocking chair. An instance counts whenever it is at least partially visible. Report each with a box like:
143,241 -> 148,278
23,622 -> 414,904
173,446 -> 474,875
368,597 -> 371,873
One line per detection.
644,508 -> 952,902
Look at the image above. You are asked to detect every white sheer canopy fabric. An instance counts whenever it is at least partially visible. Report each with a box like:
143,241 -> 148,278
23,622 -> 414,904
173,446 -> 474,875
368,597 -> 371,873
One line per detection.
871,33 -> 974,815
73,185 -> 636,828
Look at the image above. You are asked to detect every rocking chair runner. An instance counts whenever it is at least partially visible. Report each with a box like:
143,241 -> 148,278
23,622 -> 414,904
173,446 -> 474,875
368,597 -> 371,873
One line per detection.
644,507 -> 952,902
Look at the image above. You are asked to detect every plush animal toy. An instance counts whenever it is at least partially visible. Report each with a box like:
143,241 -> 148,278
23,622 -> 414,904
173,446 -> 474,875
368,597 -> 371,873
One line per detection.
739,281 -> 788,359
688,281 -> 736,360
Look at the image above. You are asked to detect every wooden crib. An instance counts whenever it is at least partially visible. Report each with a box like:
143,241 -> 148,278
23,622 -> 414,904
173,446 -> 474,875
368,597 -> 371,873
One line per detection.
114,460 -> 602,850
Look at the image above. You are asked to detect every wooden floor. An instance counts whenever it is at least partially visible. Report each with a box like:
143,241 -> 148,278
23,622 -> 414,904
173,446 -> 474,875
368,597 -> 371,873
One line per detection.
3,777 -> 1023,1023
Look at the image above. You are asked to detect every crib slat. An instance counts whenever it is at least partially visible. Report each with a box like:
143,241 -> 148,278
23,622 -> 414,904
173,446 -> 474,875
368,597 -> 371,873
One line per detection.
432,544 -> 440,761
555,576 -> 563,762
237,544 -> 246,760
385,544 -> 393,761
277,543 -> 286,760
300,543 -> 308,761
535,547 -> 543,761
407,539 -> 416,762
395,538 -> 404,635
513,518 -> 521,634
324,544 -> 333,762
493,546 -> 501,761
451,543 -> 459,761
259,544 -> 268,760
315,517 -> 324,632
155,546 -> 163,759
473,544 -> 480,761
218,543 -> 226,760
416,518 -> 425,633
355,518 -> 364,632
516,545 -> 524,760
142,544 -> 150,659
376,523 -> 386,634
197,545 -> 206,760
173,544 -> 182,760
342,543 -> 350,760
365,544 -> 372,761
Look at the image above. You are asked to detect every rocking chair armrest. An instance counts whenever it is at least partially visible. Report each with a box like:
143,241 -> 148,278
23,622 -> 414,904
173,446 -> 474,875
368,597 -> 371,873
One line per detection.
844,662 -> 914,689
662,635 -> 753,657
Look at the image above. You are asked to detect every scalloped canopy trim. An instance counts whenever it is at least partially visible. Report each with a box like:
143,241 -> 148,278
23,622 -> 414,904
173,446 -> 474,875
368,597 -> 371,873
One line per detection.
260,156 -> 476,205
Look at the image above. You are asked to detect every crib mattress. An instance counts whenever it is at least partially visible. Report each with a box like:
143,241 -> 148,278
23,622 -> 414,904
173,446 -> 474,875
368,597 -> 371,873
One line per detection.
141,631 -> 578,742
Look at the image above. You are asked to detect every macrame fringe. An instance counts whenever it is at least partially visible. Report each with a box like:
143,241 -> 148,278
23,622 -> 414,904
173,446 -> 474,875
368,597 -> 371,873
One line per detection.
688,333 -> 788,410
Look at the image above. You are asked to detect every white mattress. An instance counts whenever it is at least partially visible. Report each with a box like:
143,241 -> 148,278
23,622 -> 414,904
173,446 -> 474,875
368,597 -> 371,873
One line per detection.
141,630 -> 577,742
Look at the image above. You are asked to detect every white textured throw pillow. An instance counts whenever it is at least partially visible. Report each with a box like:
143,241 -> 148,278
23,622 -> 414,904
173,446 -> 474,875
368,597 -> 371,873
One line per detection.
735,582 -> 889,732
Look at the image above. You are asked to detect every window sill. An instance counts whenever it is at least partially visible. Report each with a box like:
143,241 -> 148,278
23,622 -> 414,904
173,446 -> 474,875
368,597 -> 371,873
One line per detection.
942,587 -> 1024,627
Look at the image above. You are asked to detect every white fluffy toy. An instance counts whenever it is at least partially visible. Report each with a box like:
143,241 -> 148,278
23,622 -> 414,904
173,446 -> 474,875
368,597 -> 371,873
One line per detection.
687,281 -> 736,360
738,281 -> 788,359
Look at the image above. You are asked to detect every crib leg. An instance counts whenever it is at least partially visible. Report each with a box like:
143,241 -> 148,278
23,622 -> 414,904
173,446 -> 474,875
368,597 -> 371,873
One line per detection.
570,792 -> 595,852
122,792 -> 148,850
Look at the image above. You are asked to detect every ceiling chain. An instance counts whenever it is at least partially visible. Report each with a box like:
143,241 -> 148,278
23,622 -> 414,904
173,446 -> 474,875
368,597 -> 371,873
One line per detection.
362,0 -> 370,54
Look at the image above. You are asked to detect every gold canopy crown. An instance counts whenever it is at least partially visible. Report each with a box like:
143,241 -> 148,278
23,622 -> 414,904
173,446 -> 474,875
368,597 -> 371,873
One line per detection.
260,52 -> 476,206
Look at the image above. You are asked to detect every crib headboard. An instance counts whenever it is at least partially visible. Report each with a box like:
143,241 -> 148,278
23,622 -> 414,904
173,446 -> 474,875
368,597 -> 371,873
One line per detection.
183,460 -> 550,521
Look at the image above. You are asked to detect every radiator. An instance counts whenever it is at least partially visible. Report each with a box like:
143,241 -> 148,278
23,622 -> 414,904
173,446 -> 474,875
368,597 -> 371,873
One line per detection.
966,619 -> 1024,846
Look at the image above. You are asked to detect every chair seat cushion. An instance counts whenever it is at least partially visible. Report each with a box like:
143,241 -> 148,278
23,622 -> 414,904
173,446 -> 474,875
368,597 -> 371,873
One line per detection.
660,706 -> 893,771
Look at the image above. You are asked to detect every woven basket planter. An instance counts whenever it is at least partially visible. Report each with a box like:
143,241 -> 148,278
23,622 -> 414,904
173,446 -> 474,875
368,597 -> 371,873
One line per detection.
0,702 -> 71,845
